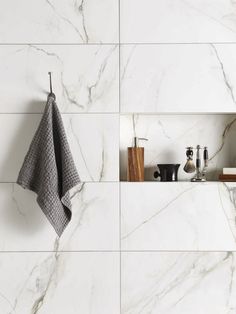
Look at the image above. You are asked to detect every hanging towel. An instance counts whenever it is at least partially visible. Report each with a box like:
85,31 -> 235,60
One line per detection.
17,96 -> 80,236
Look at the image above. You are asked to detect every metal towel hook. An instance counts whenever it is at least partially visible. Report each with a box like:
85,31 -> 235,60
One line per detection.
48,72 -> 56,100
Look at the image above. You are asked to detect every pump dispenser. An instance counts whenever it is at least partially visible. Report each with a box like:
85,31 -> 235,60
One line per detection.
127,137 -> 148,182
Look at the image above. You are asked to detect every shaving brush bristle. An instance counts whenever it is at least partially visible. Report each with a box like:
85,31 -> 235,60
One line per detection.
184,159 -> 196,173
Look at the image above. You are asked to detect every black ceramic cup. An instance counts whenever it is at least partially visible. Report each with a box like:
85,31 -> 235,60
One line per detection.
154,164 -> 180,182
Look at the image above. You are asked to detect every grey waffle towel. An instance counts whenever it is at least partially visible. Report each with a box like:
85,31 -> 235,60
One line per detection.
17,96 -> 80,236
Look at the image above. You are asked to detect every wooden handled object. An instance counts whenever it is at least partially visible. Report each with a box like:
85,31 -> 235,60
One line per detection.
127,147 -> 144,182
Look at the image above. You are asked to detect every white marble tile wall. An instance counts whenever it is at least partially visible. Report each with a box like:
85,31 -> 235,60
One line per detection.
120,0 -> 236,43
0,1 -> 120,312
0,0 -> 119,43
0,252 -> 120,314
0,45 -> 119,113
121,182 -> 236,251
118,3 -> 236,301
122,252 -> 236,314
0,183 -> 119,251
121,44 -> 236,113
120,114 -> 236,181
1,0 -> 236,313
219,182 -> 236,239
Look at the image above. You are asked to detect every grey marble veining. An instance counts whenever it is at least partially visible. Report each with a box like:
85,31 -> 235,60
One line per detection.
0,45 -> 119,113
122,252 -> 236,314
0,252 -> 120,314
218,182 -> 236,240
0,0 -> 118,43
121,44 -> 236,113
121,0 -> 236,43
0,183 -> 119,251
121,182 -> 236,251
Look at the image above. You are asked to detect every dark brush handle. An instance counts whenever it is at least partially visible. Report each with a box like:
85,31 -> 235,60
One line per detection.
204,147 -> 208,167
154,171 -> 160,179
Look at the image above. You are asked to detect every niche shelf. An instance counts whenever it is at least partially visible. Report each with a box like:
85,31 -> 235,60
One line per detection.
119,113 -> 236,182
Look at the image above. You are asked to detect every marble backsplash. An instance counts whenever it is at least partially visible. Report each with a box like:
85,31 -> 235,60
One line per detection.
0,0 -> 119,43
122,251 -> 236,314
121,182 -> 236,251
0,45 -> 119,113
120,0 -> 236,43
0,252 -> 120,314
121,44 -> 236,113
0,182 -> 119,251
1,0 -> 236,313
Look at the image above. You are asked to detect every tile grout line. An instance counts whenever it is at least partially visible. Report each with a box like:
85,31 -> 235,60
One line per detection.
120,42 -> 236,45
118,0 -> 122,313
0,250 -> 235,253
0,43 -> 119,46
2,42 -> 236,45
1,112 -> 236,115
0,112 -> 120,115
0,181 -> 120,184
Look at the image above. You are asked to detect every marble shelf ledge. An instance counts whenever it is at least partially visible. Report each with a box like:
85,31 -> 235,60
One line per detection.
120,181 -> 236,251
121,112 -> 236,115
120,180 -> 232,182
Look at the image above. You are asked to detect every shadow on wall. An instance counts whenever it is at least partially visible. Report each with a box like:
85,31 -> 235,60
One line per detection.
0,101 -> 44,181
0,100 -> 50,235
120,149 -> 127,181
145,166 -> 158,181
2,184 -> 49,236
24,99 -> 47,113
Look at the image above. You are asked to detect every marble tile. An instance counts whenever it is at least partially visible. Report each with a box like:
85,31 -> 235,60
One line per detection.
122,252 -> 236,314
0,45 -> 119,113
121,44 -> 236,113
0,113 -> 119,182
121,182 -> 236,251
218,182 -> 236,240
0,252 -> 119,314
0,183 -> 119,251
120,0 -> 236,43
120,114 -> 236,182
0,0 -> 118,43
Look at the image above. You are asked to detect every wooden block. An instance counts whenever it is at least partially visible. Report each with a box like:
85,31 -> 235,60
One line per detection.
219,174 -> 236,181
127,147 -> 144,182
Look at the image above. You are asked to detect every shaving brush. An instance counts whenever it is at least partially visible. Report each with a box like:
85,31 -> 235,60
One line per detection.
184,147 -> 196,173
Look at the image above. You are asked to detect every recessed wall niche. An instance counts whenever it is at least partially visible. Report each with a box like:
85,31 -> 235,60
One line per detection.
120,113 -> 236,182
